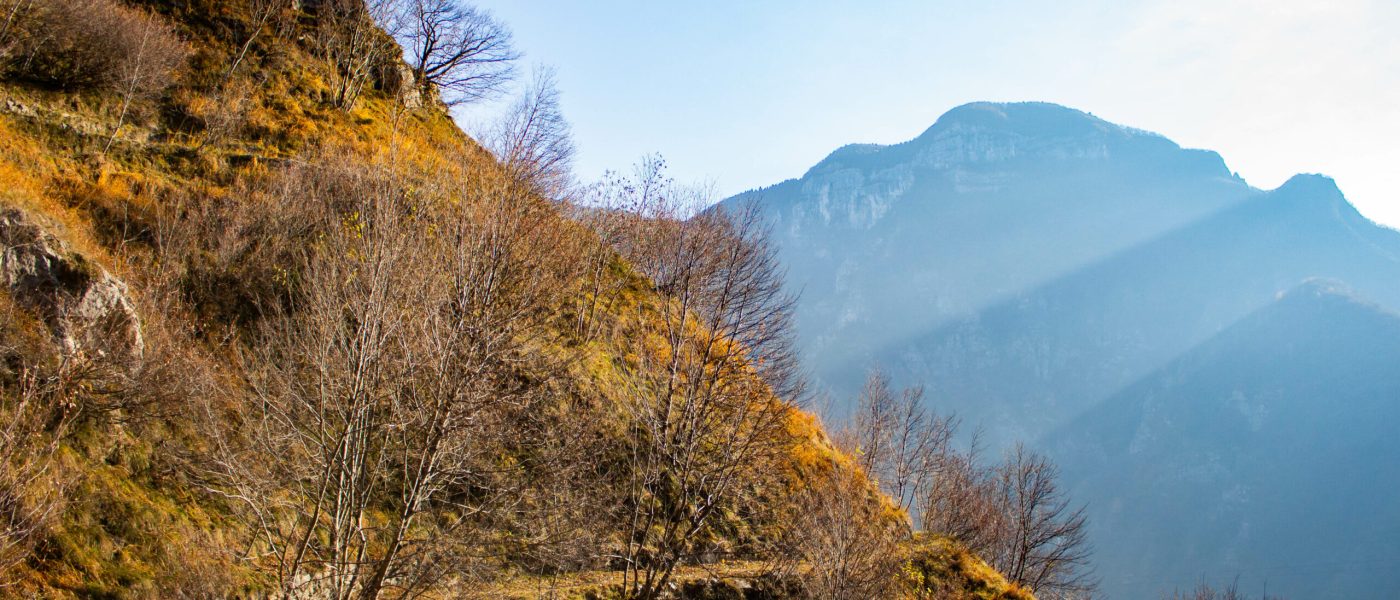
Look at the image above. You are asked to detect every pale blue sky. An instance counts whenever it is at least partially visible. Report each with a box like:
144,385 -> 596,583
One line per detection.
459,0 -> 1400,228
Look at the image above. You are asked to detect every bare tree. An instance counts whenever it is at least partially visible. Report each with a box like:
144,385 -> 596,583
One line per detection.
250,159 -> 431,599
600,165 -> 803,599
197,148 -> 585,599
0,0 -> 33,65
487,66 -> 575,199
850,368 -> 956,521
316,0 -> 398,110
103,6 -> 189,155
991,444 -> 1096,599
787,464 -> 906,600
841,369 -> 1095,598
1164,578 -> 1285,600
920,432 -> 1004,558
0,369 -> 66,587
398,0 -> 517,105
787,368 -> 966,599
568,157 -> 671,344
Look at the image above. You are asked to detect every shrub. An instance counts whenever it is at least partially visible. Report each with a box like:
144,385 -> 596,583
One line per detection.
786,465 -> 909,600
3,0 -> 187,93
0,1 -> 30,63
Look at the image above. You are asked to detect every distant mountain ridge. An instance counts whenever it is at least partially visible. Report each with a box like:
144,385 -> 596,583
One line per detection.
1047,280 -> 1400,598
805,102 -> 1224,178
721,101 -> 1400,598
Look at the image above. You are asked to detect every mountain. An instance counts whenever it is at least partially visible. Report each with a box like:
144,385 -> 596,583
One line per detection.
724,102 -> 1400,437
1047,281 -> 1400,599
722,101 -> 1400,597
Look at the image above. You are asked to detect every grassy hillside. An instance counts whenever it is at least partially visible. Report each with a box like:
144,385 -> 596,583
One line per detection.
0,1 -> 1031,598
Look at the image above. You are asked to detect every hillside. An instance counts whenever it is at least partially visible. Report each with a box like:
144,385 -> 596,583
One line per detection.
0,1 -> 1032,598
1047,281 -> 1400,598
722,101 -> 1400,598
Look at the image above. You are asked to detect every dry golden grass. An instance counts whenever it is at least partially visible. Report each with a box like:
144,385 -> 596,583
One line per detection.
902,536 -> 1036,600
0,1 -> 1034,597
487,561 -> 772,600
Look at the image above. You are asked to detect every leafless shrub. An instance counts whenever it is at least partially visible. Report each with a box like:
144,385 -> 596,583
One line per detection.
1163,578 -> 1285,600
989,444 -> 1096,599
0,0 -> 190,153
0,0 -> 33,64
3,0 -> 187,95
849,368 -> 957,521
150,526 -> 246,599
591,160 -> 804,598
103,6 -> 189,153
0,370 -> 64,587
0,302 -> 75,587
193,0 -> 290,149
488,66 -> 575,199
315,0 -> 399,110
190,78 -> 255,151
397,0 -> 518,105
844,368 -> 1095,598
185,147 -> 592,598
152,167 -> 335,329
786,464 -> 907,600
221,0 -> 291,86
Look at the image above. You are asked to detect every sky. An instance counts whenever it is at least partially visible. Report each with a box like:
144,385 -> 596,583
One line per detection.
458,0 -> 1400,228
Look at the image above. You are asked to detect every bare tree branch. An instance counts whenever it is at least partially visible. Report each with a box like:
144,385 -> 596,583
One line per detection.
398,0 -> 518,106
487,66 -> 575,199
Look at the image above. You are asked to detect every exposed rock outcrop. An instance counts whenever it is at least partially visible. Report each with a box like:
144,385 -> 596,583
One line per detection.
0,207 -> 142,364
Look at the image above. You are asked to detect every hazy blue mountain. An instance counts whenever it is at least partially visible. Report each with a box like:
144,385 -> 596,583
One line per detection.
723,102 -> 1400,437
720,101 -> 1400,598
1046,281 -> 1400,599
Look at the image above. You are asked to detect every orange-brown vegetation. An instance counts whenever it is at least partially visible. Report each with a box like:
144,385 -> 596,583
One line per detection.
0,1 -> 1049,598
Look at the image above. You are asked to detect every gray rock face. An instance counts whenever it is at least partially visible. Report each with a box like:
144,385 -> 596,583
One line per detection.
0,208 -> 143,364
376,62 -> 422,109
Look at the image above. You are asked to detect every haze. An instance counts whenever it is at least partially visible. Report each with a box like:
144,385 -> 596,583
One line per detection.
464,0 -> 1400,228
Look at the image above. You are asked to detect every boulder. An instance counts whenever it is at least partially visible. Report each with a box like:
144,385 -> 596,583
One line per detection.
0,208 -> 143,364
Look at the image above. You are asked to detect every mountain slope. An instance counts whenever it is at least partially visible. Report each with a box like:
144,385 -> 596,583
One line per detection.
868,171 -> 1400,446
1046,281 -> 1400,599
723,101 -> 1400,598
723,101 -> 1400,441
